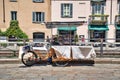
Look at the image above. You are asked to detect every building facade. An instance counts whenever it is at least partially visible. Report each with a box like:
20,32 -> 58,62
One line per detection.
0,0 -> 51,41
0,0 -> 120,43
51,0 -> 120,43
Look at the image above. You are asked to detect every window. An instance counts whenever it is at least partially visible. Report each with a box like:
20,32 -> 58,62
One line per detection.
61,3 -> 73,18
33,0 -> 44,3
118,1 -> 120,14
33,32 -> 45,42
10,0 -> 17,2
32,12 -> 45,23
11,11 -> 17,20
116,30 -> 120,42
92,2 -> 104,14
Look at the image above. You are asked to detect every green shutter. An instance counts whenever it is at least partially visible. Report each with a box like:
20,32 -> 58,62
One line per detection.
61,4 -> 64,17
32,12 -> 35,22
41,12 -> 44,22
70,4 -> 72,18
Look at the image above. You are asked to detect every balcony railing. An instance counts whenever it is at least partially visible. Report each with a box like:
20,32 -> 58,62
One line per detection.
115,15 -> 120,25
89,14 -> 109,25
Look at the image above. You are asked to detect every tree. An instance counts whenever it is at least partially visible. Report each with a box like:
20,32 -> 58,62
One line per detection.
74,34 -> 78,44
5,20 -> 28,40
0,29 -> 6,36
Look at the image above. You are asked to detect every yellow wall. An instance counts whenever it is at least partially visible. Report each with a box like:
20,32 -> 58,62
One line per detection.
0,0 -> 51,39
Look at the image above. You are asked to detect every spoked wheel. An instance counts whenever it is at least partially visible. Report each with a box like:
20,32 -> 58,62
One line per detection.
54,61 -> 69,67
21,51 -> 38,66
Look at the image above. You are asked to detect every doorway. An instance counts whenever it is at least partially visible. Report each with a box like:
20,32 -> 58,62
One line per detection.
90,30 -> 106,42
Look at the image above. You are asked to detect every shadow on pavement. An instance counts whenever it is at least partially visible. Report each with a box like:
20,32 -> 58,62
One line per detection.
19,59 -> 95,67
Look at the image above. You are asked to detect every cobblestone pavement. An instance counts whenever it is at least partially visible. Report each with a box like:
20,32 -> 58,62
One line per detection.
0,64 -> 120,80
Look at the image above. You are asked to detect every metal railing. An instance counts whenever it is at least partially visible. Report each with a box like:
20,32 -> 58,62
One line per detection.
0,38 -> 120,49
89,14 -> 109,25
0,38 -> 120,58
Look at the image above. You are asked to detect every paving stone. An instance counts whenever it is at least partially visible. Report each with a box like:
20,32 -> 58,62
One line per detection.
0,64 -> 120,80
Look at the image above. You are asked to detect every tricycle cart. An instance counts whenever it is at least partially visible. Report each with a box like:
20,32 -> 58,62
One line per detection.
19,42 -> 96,66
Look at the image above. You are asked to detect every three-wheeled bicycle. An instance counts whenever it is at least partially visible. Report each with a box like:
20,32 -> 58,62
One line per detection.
20,42 -> 96,67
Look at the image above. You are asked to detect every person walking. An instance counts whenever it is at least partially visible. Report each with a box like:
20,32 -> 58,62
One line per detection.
46,36 -> 50,42
81,36 -> 85,46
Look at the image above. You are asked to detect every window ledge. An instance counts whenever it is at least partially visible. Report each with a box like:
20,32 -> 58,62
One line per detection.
33,1 -> 44,3
10,0 -> 17,2
78,17 -> 86,18
32,22 -> 44,24
61,16 -> 72,18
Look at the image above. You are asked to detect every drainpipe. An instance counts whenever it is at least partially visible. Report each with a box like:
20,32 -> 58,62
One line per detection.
3,0 -> 5,23
110,0 -> 112,24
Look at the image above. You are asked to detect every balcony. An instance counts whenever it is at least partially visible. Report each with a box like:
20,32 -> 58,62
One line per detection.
89,14 -> 109,25
115,15 -> 120,25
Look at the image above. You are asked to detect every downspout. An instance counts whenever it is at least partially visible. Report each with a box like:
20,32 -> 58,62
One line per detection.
3,0 -> 5,23
110,0 -> 112,24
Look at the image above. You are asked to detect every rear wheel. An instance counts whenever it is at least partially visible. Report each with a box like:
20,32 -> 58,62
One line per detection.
54,61 -> 69,67
21,51 -> 38,66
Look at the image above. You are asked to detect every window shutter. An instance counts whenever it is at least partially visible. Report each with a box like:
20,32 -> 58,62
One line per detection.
70,4 -> 73,17
92,3 -> 95,14
101,3 -> 104,20
41,12 -> 45,22
119,4 -> 120,14
15,12 -> 17,20
102,4 -> 104,14
32,12 -> 35,22
11,12 -> 13,20
61,4 -> 64,17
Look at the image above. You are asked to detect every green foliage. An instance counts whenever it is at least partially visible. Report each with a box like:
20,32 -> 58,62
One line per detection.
5,20 -> 28,39
0,43 -> 7,47
0,29 -> 6,36
0,29 -> 2,36
74,35 -> 78,43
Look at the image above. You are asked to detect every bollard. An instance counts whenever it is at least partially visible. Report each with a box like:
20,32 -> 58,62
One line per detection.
23,39 -> 26,46
100,38 -> 103,57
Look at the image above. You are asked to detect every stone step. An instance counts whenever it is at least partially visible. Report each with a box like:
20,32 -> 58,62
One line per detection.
0,50 -> 19,57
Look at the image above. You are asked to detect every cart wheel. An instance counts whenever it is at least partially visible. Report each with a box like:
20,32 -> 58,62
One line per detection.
21,51 -> 38,66
54,61 -> 69,67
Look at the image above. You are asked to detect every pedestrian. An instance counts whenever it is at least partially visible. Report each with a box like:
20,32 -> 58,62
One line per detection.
81,36 -> 85,46
46,36 -> 50,42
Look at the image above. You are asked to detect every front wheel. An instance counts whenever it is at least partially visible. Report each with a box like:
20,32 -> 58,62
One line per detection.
21,51 -> 38,66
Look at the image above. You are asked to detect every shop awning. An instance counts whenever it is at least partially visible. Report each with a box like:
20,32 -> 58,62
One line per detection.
58,26 -> 77,31
116,25 -> 120,30
91,0 -> 105,2
88,25 -> 109,31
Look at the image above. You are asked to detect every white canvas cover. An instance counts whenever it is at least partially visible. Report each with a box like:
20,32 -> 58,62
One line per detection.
71,46 -> 96,59
52,46 -> 96,59
52,46 -> 71,59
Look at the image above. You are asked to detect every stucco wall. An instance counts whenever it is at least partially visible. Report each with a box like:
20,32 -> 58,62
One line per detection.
107,25 -> 116,42
51,0 -> 90,22
0,0 -> 51,39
